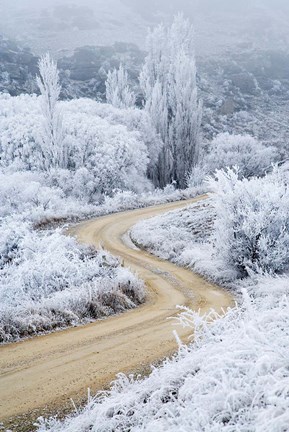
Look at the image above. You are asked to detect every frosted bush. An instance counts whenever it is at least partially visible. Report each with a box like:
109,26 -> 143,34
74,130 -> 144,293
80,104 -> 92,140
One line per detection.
0,94 -> 152,200
209,168 -> 289,276
61,99 -> 163,176
0,220 -> 145,343
188,133 -> 277,186
206,133 -> 276,177
0,93 -> 42,170
0,171 -> 96,223
62,111 -> 150,196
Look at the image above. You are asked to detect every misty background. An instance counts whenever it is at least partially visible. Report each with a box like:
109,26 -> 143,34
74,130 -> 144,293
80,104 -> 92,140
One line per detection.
1,0 -> 289,149
1,0 -> 289,54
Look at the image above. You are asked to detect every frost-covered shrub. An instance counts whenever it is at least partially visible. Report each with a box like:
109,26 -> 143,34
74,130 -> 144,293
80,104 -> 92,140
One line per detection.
62,99 -> 163,177
0,221 -> 145,343
209,168 -> 289,276
0,218 -> 29,269
0,93 -> 42,170
188,133 -> 277,187
0,171 -> 63,217
0,94 -> 152,199
62,110 -> 150,196
0,171 -> 96,223
186,164 -> 206,187
131,199 -> 214,264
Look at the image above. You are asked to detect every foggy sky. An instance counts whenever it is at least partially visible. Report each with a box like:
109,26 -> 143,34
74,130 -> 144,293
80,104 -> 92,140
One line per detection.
0,0 -> 289,56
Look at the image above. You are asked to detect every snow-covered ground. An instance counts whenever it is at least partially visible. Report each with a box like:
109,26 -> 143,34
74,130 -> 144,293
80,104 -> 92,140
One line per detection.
131,198 -> 219,282
38,171 -> 289,431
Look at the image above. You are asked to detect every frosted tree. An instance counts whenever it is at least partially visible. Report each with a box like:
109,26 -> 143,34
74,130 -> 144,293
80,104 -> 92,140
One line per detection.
140,14 -> 202,188
36,53 -> 66,170
106,64 -> 136,109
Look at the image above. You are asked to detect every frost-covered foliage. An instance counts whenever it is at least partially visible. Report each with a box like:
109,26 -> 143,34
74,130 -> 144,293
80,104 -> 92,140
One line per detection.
38,169 -> 289,432
0,220 -> 145,343
0,93 -> 151,199
0,169 -> 202,233
131,199 -> 214,273
0,93 -> 41,170
206,133 -> 277,177
64,98 -> 163,180
209,168 -> 289,277
59,110 -> 149,197
0,171 -> 96,223
36,53 -> 65,170
106,64 -> 136,109
133,167 -> 289,281
38,275 -> 289,432
0,170 -> 201,345
188,133 -> 277,187
140,14 -> 202,188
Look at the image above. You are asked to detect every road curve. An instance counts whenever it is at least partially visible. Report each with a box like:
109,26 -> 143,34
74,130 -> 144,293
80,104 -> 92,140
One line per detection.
0,196 -> 234,430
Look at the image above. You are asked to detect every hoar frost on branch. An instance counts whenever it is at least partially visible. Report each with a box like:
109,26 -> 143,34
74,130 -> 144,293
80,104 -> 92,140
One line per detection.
106,64 -> 136,109
0,222 -> 145,343
209,167 -> 289,277
36,53 -> 66,170
188,133 -> 277,186
140,14 -> 202,188
0,92 -> 152,200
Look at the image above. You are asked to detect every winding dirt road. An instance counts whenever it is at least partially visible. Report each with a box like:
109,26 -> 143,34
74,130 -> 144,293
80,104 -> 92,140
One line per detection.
0,196 -> 234,431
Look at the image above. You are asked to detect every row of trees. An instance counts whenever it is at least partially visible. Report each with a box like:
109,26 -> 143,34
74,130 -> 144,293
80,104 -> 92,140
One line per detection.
30,14 -> 278,192
106,14 -> 202,188
37,15 -> 201,189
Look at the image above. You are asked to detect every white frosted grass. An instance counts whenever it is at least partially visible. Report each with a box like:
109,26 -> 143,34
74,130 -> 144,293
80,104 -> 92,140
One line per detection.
38,279 -> 289,432
0,223 -> 145,343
